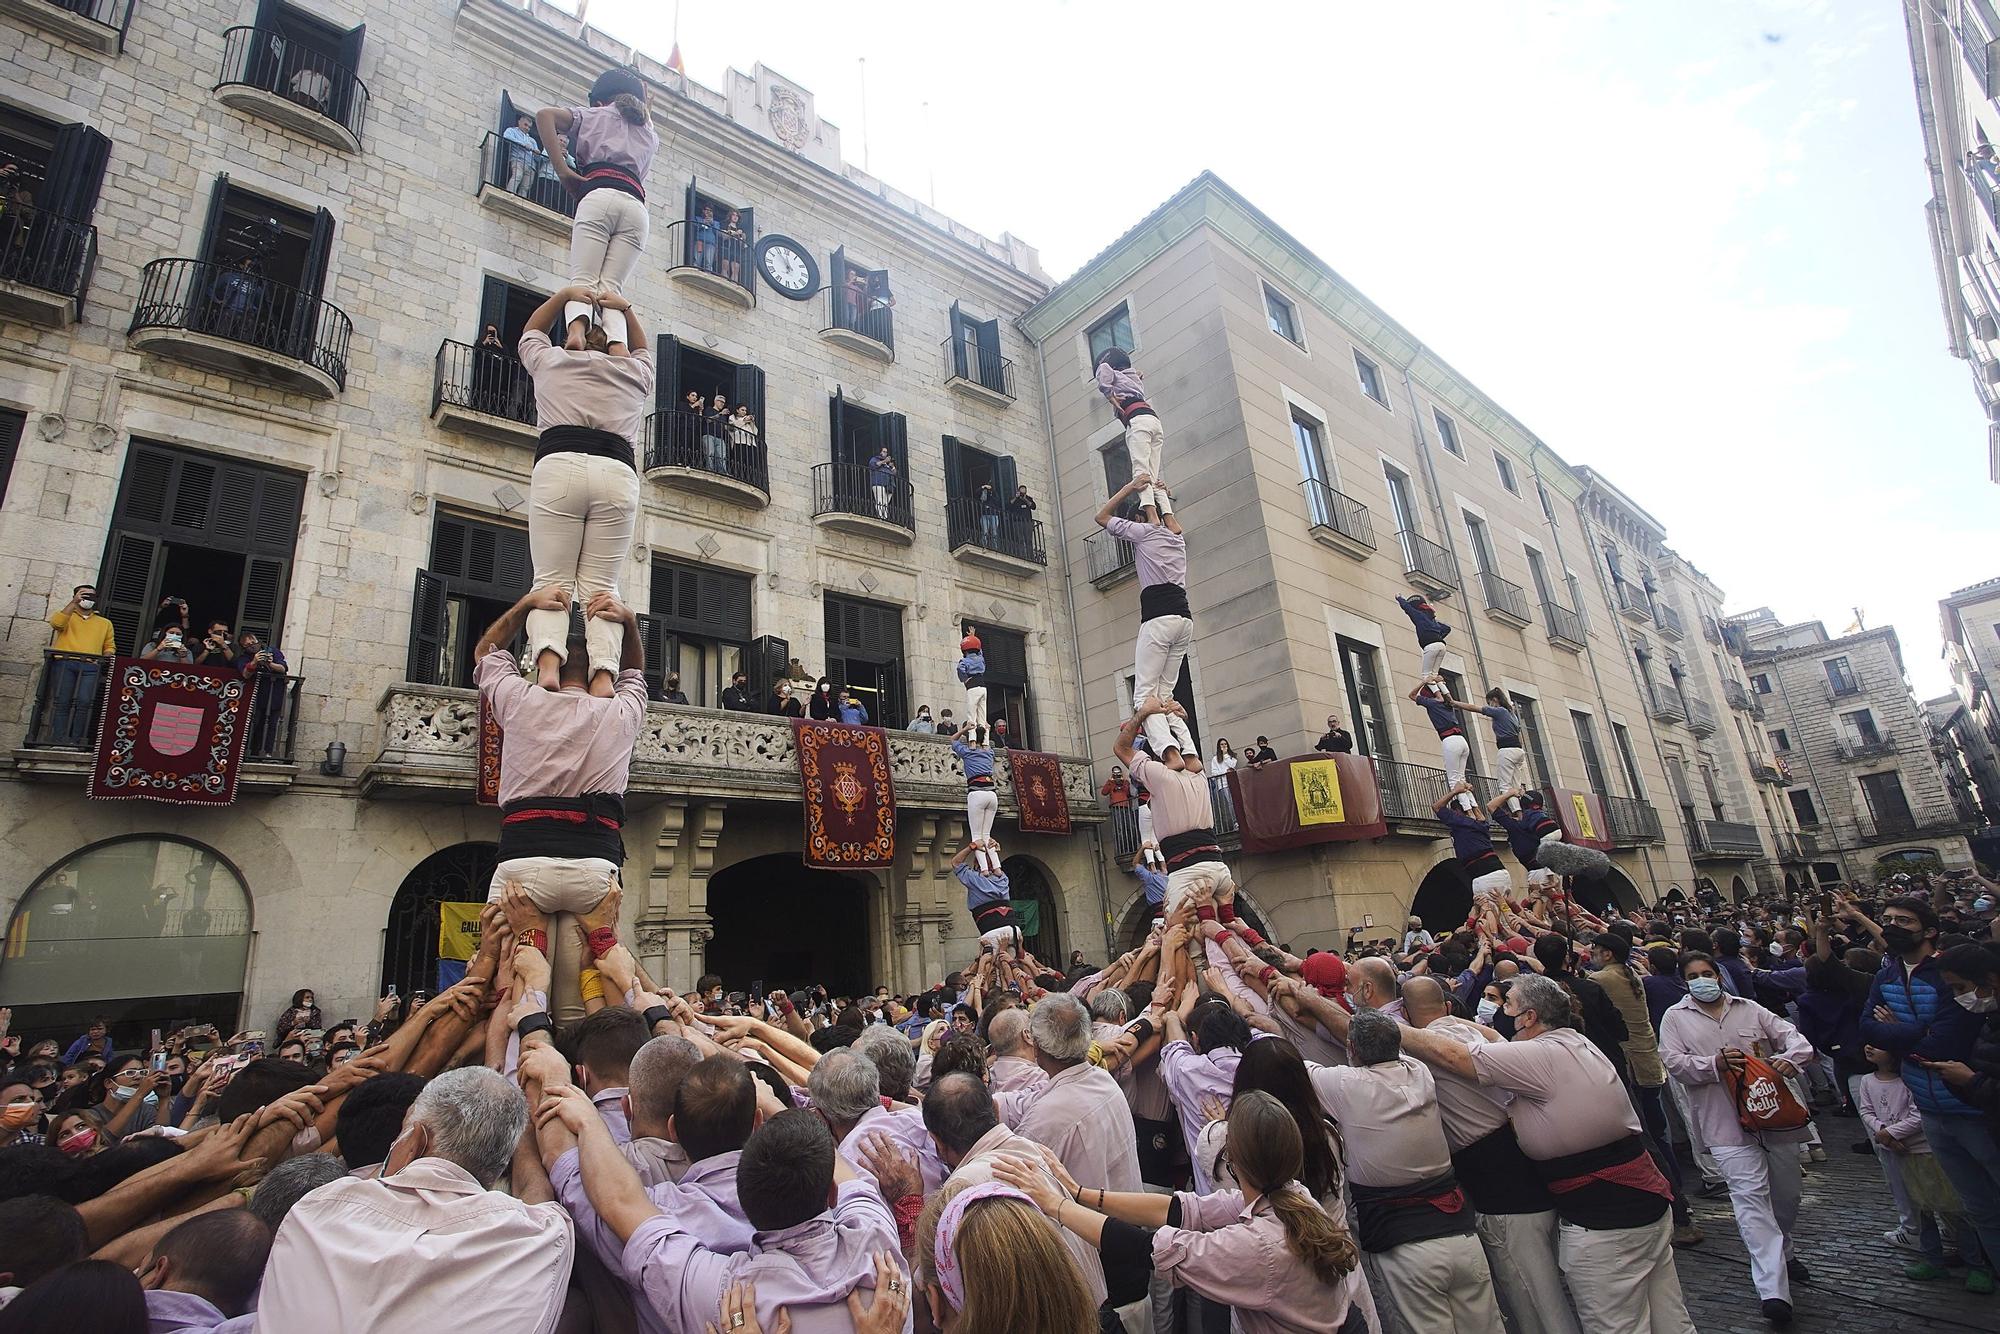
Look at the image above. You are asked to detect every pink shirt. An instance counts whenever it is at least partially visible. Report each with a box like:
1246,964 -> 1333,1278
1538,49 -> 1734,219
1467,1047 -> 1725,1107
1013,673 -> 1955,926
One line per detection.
1155,1185 -> 1378,1334
518,329 -> 656,446
1161,1039 -> 1244,1192
950,1122 -> 1109,1305
1855,1070 -> 1928,1152
838,1103 -> 945,1195
553,1148 -> 751,1334
475,649 -> 646,806
1417,1018 -> 1513,1153
1130,755 -> 1214,841
988,1053 -> 1048,1095
1308,1057 -> 1453,1189
1001,1060 -> 1143,1194
1466,1027 -> 1640,1161
1657,995 -> 1814,1150
255,1157 -> 574,1334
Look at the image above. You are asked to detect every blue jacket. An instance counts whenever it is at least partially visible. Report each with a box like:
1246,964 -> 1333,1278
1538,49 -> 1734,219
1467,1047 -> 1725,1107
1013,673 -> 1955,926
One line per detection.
951,739 -> 994,782
1861,951 -> 1984,1116
837,702 -> 868,725
955,651 -> 986,683
1396,595 -> 1450,646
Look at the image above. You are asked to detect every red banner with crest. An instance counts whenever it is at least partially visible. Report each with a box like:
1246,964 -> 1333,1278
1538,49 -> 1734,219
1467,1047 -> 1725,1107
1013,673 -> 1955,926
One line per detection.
88,658 -> 251,806
1008,750 -> 1072,835
791,720 -> 896,870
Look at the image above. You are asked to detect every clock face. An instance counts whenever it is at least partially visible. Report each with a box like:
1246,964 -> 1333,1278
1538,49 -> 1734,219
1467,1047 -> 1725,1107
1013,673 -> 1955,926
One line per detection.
755,236 -> 819,299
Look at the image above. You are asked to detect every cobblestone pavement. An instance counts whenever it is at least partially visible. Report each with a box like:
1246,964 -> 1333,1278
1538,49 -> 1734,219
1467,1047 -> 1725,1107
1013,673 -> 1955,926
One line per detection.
1668,1119 -> 1995,1333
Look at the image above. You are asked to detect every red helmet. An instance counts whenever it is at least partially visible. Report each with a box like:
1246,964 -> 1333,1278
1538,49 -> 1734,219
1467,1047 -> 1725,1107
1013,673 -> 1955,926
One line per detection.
961,634 -> 981,653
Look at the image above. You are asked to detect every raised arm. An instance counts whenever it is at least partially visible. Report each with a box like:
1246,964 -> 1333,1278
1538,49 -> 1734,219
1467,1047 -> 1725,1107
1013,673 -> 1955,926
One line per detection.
1095,475 -> 1147,529
1113,703 -> 1160,768
532,108 -> 581,190
539,1084 -> 658,1243
523,284 -> 594,338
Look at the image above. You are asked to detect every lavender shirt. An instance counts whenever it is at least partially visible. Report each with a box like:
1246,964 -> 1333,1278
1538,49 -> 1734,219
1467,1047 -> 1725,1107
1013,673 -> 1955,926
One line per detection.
988,1054 -> 1048,1095
1103,515 -> 1187,589
622,1180 -> 906,1334
1161,1039 -> 1243,1193
839,1103 -> 946,1195
1000,1061 -> 1143,1194
475,648 -> 646,807
1155,1185 -> 1377,1334
562,103 -> 659,176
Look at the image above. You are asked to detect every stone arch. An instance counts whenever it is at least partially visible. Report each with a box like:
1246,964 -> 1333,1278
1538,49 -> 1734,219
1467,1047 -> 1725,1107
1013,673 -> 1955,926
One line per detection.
1783,871 -> 1800,896
1661,884 -> 1688,903
999,853 -> 1064,967
703,852 -> 877,997
1730,875 -> 1750,903
1410,857 -> 1471,936
1573,867 -> 1642,915
380,842 -> 498,998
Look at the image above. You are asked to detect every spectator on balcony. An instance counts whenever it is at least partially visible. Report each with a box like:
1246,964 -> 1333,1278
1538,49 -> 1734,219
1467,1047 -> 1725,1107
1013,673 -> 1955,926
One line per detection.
728,403 -> 757,470
518,284 -> 651,693
974,482 -> 1002,545
1247,737 -> 1279,768
193,620 -> 235,667
1314,715 -> 1354,754
1210,738 -> 1238,781
537,68 -> 658,350
702,392 -> 730,473
45,584 -> 115,748
768,671 -> 803,718
235,631 -> 290,758
867,445 -> 899,520
659,672 -> 689,706
503,112 -> 544,196
720,670 -> 757,712
935,707 -> 958,738
209,256 -> 264,341
991,717 -> 1010,750
808,677 -> 837,721
690,202 -> 718,273
842,268 -> 869,330
142,624 -> 193,663
719,210 -> 748,284
473,325 -> 511,418
1007,484 -> 1037,527
836,689 -> 869,726
909,705 -> 936,734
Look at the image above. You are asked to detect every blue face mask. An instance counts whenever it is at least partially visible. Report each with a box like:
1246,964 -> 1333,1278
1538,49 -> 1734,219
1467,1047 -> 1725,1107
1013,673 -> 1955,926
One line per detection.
1975,898 -> 1993,913
1688,976 -> 1724,1004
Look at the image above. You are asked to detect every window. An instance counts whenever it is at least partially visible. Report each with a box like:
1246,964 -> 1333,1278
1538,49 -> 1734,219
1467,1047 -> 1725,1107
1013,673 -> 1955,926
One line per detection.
1523,546 -> 1556,608
826,390 -> 909,519
228,0 -> 369,137
1100,435 -> 1138,520
99,441 -> 305,663
1769,728 -> 1791,752
195,174 -> 335,304
1353,351 -> 1387,406
646,557 -> 754,707
1512,694 -> 1556,790
944,437 -> 1031,558
1535,481 -> 1556,522
823,594 -> 907,729
1336,637 -> 1394,760
948,303 -> 1007,394
1571,710 -> 1610,795
680,177 -> 756,287
1699,764 -> 1725,820
1264,284 -> 1301,345
1462,512 -> 1496,577
1824,656 -> 1859,695
1633,647 -> 1658,708
1751,673 -> 1772,695
0,106 -> 110,291
827,247 -> 894,349
652,335 -> 768,484
1612,721 -> 1647,798
1433,409 -> 1463,458
410,512 -> 530,688
1859,771 -> 1916,833
976,626 -> 1035,750
1292,411 -> 1336,526
0,408 -> 21,508
1382,463 -> 1420,537
1493,450 -> 1519,495
1841,709 -> 1882,746
1086,304 -> 1133,364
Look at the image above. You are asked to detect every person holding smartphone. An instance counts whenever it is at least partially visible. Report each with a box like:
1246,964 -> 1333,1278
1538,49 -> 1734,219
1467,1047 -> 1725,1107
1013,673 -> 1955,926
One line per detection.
234,630 -> 290,758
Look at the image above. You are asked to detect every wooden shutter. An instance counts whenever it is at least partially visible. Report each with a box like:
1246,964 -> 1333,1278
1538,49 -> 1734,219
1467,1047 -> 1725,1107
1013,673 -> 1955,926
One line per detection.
635,613 -> 668,697
406,569 -> 449,684
828,389 -> 846,465
992,452 -> 1018,502
44,124 -> 111,224
196,175 -> 232,265
337,21 -> 365,74
942,436 -> 965,501
983,628 -> 1027,681
948,303 -> 970,378
113,444 -> 174,526
738,206 -> 757,294
732,362 -> 764,446
654,333 -> 682,425
498,91 -> 518,139
682,177 -> 699,266
884,412 -> 908,482
747,635 -> 788,696
0,409 -> 22,508
478,277 -> 509,340
236,555 -> 291,646
651,557 -> 752,642
301,206 -> 335,298
99,531 -> 162,657
828,246 -> 847,301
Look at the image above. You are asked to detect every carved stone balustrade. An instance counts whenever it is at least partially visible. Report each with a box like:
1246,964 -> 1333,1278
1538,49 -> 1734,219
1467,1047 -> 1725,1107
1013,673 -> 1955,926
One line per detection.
363,683 -> 1107,820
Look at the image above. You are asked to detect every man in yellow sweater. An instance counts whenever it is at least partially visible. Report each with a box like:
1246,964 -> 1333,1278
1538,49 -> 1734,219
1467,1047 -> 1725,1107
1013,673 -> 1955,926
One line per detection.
46,584 -> 115,747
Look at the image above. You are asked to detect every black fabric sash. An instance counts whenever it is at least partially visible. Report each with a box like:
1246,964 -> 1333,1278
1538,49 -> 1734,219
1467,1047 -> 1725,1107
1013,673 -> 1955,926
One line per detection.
1350,1167 -> 1473,1252
1452,1122 -> 1554,1216
1139,582 -> 1191,623
537,425 -> 635,471
497,793 -> 628,865
1530,1133 -> 1672,1231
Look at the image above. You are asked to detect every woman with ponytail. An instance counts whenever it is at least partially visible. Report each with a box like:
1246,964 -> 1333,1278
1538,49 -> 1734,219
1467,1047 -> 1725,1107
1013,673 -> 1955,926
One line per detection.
996,1089 -> 1379,1332
534,67 -> 658,349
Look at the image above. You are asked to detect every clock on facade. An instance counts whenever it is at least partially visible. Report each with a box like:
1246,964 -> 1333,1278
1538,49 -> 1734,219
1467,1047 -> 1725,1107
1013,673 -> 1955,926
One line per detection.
754,236 -> 819,299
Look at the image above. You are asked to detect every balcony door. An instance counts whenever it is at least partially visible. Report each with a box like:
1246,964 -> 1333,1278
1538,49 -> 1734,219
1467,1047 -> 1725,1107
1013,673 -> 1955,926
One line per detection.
1336,636 -> 1394,760
943,437 -> 1018,550
0,104 -> 109,226
1381,462 -> 1420,539
949,303 -> 1002,389
99,441 -> 305,660
1571,710 -> 1610,796
1292,412 -> 1335,527
1859,771 -> 1916,834
1511,692 -> 1556,791
408,512 -> 530,688
654,335 -> 767,474
683,177 -> 756,284
828,391 -> 908,517
823,594 -> 906,728
646,557 -> 752,707
976,625 -> 1034,750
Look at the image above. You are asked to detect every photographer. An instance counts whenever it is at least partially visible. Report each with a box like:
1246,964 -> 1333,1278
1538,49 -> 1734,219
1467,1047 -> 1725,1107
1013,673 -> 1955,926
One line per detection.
141,609 -> 193,664
234,631 -> 290,759
194,619 -> 235,667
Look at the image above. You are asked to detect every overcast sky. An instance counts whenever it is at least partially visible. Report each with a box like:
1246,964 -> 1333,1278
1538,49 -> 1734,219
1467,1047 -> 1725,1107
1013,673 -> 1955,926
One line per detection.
574,0 -> 1994,696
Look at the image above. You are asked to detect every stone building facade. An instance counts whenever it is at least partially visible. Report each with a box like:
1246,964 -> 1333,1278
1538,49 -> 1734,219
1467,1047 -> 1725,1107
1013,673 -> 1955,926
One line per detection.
1940,576 -> 2000,824
0,0 -> 1109,1039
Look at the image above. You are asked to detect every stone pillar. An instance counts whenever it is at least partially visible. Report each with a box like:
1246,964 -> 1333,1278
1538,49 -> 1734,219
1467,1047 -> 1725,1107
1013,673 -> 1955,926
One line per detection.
637,801 -> 726,993
635,800 -> 689,986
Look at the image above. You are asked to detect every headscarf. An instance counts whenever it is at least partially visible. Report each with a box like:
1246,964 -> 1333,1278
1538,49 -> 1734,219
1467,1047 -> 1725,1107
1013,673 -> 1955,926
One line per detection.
932,1182 -> 1033,1312
1299,953 -> 1350,1007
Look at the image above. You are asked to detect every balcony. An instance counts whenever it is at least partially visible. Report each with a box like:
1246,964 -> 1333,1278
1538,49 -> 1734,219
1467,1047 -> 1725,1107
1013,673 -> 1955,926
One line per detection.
1112,779 -> 1239,859
811,462 -> 914,543
0,213 -> 96,325
474,132 -> 576,240
1691,819 -> 1764,859
1300,480 -> 1375,559
1613,580 -> 1652,623
941,336 -> 1015,406
1604,794 -> 1665,847
1834,735 -> 1898,762
431,339 -> 537,445
15,651 -> 304,792
644,408 -> 769,508
1376,759 -> 1500,827
822,285 -> 894,362
128,258 -> 351,397
1648,694 -> 1686,725
363,686 -> 1109,816
1655,603 -> 1685,640
1750,760 -> 1790,786
1856,810 -> 1968,843
214,26 -> 368,153
1702,616 -> 1722,645
1543,601 -> 1587,653
0,0 -> 132,53
665,218 -> 756,308
1721,622 -> 1751,656
1685,696 -> 1719,737
1479,570 -> 1532,628
1722,678 -> 1755,713
1774,829 -> 1818,861
945,498 -> 1046,574
1086,531 -> 1136,588
1822,676 -> 1864,703
1397,530 -> 1459,597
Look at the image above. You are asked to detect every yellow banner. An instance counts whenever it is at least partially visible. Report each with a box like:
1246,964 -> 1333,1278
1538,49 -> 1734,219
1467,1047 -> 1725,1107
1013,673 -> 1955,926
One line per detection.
437,902 -> 485,962
1291,759 -> 1347,826
1569,793 -> 1598,841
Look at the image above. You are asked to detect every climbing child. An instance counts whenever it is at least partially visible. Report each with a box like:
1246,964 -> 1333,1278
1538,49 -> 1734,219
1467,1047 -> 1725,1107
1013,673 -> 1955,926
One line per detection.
957,627 -> 988,734
1395,593 -> 1452,679
953,725 -> 999,874
535,67 -> 658,349
1094,347 -> 1169,515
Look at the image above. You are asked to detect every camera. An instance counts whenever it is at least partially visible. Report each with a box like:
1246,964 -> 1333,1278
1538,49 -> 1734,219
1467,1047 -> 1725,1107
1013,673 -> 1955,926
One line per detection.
226,216 -> 285,268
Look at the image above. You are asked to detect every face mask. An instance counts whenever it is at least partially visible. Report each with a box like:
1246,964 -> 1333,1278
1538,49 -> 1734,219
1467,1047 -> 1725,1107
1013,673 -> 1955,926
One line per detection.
58,1127 -> 98,1156
1475,999 -> 1499,1024
110,1083 -> 138,1101
0,1103 -> 38,1131
78,598 -> 96,611
1688,976 -> 1724,1004
1881,925 -> 1923,954
1956,990 -> 1999,1013
1976,898 -> 1993,913
1769,942 -> 1784,958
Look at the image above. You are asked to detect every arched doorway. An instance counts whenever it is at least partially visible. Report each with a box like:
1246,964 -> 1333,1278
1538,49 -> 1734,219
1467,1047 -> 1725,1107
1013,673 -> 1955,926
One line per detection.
1411,860 -> 1471,935
1116,890 -> 1274,952
1783,871 -> 1800,896
1730,875 -> 1750,903
1,836 -> 251,1045
381,843 -> 497,1000
1572,867 -> 1641,916
706,854 -> 871,997
1662,884 -> 1687,904
1000,856 -> 1061,967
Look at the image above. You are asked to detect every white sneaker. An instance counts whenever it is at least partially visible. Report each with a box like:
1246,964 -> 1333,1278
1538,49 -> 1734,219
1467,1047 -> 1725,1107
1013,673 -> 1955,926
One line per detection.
1884,1225 -> 1921,1253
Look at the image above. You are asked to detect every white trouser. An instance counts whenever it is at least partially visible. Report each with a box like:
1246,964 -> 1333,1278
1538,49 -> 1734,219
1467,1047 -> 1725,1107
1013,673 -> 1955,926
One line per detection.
1711,1140 -> 1801,1305
1476,1209 -> 1580,1334
1132,614 -> 1196,758
1471,868 -> 1513,899
964,683 -> 988,733
1125,413 -> 1169,513
487,856 -> 617,1022
1526,866 -> 1559,889
527,452 -> 639,677
1136,803 -> 1157,846
871,483 -> 890,518
966,787 -> 998,848
1421,642 -> 1447,675
1162,858 -> 1233,917
1556,1215 -> 1695,1334
1365,1233 -> 1500,1334
977,922 -> 1022,959
1495,746 -> 1528,803
566,188 -> 649,345
1848,1073 -> 1918,1231
1440,732 -> 1470,786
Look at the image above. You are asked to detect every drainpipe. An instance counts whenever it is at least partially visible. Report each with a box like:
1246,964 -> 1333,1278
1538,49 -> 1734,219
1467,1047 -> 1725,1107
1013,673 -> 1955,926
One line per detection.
1031,333 -> 1116,955
1396,358 -> 1490,687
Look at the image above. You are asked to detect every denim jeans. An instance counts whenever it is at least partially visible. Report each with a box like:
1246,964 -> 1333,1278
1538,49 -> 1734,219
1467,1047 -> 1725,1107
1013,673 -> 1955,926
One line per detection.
1921,1112 -> 2000,1274
48,657 -> 101,746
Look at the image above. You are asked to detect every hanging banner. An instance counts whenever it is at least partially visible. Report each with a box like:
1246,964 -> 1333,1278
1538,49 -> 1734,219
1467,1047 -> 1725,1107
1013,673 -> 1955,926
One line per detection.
1231,753 -> 1388,853
88,659 -> 251,806
1008,750 -> 1073,835
791,719 -> 896,869
1551,788 -> 1614,851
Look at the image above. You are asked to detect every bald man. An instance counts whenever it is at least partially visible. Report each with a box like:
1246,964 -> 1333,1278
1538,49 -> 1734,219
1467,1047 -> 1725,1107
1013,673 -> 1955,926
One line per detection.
1403,978 -> 1580,1334
1351,956 -> 1405,1021
985,1007 -> 1047,1095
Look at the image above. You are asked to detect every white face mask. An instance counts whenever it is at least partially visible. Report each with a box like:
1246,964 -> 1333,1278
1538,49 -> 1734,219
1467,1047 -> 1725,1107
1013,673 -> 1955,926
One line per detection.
78,598 -> 96,611
1769,942 -> 1784,958
1688,976 -> 1724,1004
1475,999 -> 1499,1024
1955,990 -> 1998,1013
